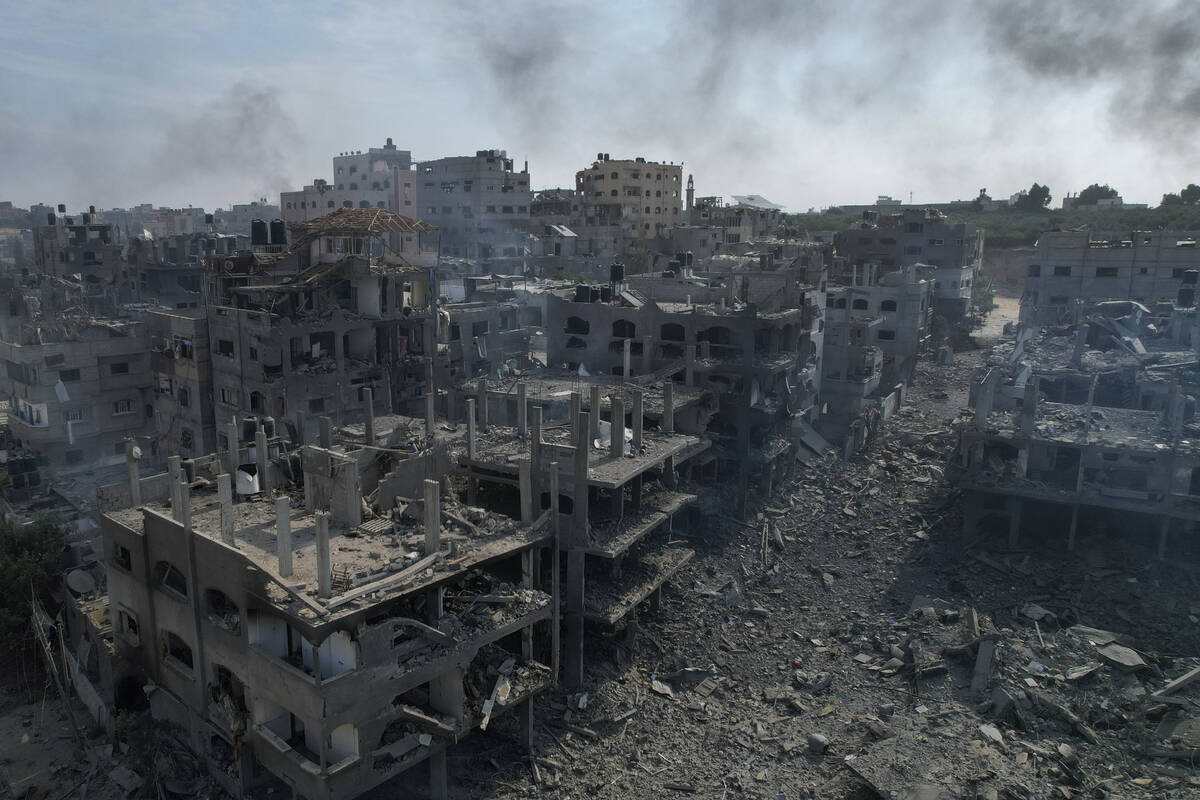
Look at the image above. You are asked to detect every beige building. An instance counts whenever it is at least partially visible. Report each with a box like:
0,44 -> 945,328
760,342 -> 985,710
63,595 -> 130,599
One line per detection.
282,139 -> 419,225
575,155 -> 684,253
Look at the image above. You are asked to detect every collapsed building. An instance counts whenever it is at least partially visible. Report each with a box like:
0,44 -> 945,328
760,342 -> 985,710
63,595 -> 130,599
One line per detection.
204,209 -> 440,429
542,261 -> 826,508
835,207 -> 982,321
1021,230 -> 1200,325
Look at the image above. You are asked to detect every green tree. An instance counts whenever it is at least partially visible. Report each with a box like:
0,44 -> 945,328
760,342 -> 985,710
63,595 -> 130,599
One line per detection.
1161,193 -> 1184,207
1014,183 -> 1051,211
1076,184 -> 1120,205
1181,184 -> 1200,204
0,517 -> 65,643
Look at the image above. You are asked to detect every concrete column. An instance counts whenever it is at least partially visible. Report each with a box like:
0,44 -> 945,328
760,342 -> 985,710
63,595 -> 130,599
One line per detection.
570,392 -> 581,439
276,496 -> 292,577
466,398 -> 477,461
424,479 -> 440,556
477,379 -> 488,432
363,387 -> 376,446
224,419 -> 239,476
319,416 -> 332,449
1067,504 -> 1079,551
642,335 -> 653,373
425,392 -> 436,440
218,473 -> 235,546
517,382 -> 528,438
663,455 -> 677,489
531,406 -> 543,466
589,386 -> 601,442
549,461 -> 561,682
294,410 -> 307,446
125,440 -> 141,507
685,344 -> 696,385
663,381 -> 675,432
974,371 -> 996,430
255,427 -> 270,494
429,749 -> 448,800
1007,497 -> 1023,548
167,456 -> 182,520
631,389 -> 643,450
623,338 -> 632,380
315,511 -> 331,599
610,397 -> 624,457
178,475 -> 192,531
574,411 -> 591,547
519,460 -> 533,523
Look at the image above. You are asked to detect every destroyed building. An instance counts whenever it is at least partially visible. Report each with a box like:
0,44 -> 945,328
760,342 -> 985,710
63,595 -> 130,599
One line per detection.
1021,230 -> 1200,325
97,414 -> 556,800
835,208 -> 982,320
128,230 -> 244,309
32,207 -> 133,311
575,155 -> 684,256
147,308 -> 217,460
542,263 -> 825,507
204,209 -> 439,430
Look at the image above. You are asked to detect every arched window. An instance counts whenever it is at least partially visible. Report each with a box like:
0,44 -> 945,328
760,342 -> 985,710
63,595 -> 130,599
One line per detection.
612,319 -> 636,339
205,589 -> 241,633
565,316 -> 589,335
852,299 -> 869,310
881,299 -> 897,312
155,561 -> 188,597
660,323 -> 685,342
349,182 -> 358,190
327,200 -> 335,208
162,631 -> 194,671
834,298 -> 847,309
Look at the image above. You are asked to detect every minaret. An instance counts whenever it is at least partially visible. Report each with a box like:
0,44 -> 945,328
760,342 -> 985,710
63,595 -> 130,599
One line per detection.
686,174 -> 695,225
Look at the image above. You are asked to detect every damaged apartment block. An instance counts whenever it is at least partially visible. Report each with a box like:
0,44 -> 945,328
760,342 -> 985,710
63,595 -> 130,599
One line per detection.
205,209 -> 440,430
100,409 -> 556,800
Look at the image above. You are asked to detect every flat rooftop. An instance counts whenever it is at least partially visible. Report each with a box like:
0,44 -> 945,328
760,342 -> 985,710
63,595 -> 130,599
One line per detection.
981,401 -> 1200,457
108,487 -> 548,629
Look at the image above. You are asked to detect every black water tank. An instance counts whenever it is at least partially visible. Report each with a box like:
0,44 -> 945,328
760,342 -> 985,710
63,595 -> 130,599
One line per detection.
1178,287 -> 1195,308
205,213 -> 214,225
600,286 -> 612,302
88,205 -> 96,214
270,219 -> 286,245
57,204 -> 66,213
610,262 -> 625,283
575,284 -> 591,302
1184,269 -> 1199,286
685,251 -> 694,266
250,219 -> 268,245
81,213 -> 90,224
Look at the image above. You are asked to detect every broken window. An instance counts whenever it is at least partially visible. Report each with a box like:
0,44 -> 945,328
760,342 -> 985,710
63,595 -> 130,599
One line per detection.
217,339 -> 235,357
59,368 -> 80,382
878,329 -> 896,341
118,609 -> 140,646
881,300 -> 897,312
113,544 -> 132,571
162,631 -> 194,673
206,589 -> 241,634
155,561 -> 188,598
110,362 -> 129,375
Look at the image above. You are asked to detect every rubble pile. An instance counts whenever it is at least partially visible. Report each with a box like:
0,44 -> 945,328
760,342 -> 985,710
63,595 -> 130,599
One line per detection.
448,349 -> 1200,800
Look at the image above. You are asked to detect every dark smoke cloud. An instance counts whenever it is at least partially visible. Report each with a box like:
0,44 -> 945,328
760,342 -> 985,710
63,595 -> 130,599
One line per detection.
984,0 -> 1200,154
149,82 -> 300,198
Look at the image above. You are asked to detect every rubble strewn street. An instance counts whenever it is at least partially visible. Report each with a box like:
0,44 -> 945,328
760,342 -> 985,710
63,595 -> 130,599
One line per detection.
444,302 -> 1200,800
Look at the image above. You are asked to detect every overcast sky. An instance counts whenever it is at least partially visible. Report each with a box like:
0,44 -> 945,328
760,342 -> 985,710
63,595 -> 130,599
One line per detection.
2,0 -> 1198,213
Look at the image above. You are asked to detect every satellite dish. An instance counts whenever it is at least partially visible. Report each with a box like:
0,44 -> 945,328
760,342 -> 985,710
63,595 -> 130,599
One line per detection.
66,569 -> 96,594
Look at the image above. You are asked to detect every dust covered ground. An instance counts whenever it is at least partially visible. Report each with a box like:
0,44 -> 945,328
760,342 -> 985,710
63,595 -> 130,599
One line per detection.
451,306 -> 1200,800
